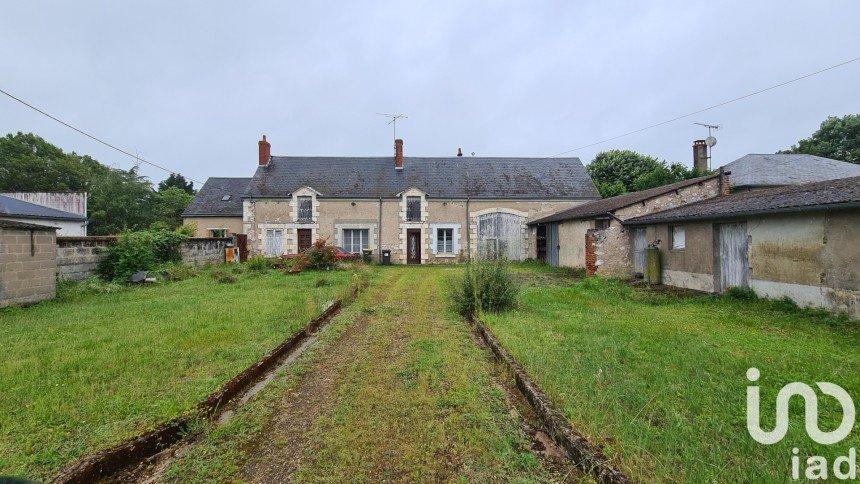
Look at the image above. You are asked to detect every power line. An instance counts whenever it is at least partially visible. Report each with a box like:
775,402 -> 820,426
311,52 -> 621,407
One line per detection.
0,87 -> 203,184
543,56 -> 860,159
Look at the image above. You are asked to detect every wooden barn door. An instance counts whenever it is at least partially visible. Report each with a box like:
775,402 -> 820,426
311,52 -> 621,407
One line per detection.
632,228 -> 647,275
718,223 -> 749,291
547,223 -> 560,267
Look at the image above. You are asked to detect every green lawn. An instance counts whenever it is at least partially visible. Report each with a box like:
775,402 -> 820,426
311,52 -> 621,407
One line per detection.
484,268 -> 859,482
0,267 -> 355,480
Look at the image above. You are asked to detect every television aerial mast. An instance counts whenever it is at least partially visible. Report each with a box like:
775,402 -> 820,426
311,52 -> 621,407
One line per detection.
376,113 -> 408,141
694,122 -> 720,169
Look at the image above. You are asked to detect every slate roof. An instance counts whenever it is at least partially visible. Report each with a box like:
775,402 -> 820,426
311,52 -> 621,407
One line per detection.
722,154 -> 860,188
624,175 -> 860,225
0,219 -> 58,231
0,194 -> 86,221
183,177 -> 251,216
244,157 -> 600,200
528,173 -> 721,225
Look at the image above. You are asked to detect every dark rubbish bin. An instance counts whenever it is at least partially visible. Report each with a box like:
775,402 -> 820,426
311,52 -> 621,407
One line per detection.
382,249 -> 391,265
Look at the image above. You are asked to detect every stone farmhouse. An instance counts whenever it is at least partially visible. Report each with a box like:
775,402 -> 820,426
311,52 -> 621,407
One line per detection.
624,176 -> 860,318
185,136 -> 601,263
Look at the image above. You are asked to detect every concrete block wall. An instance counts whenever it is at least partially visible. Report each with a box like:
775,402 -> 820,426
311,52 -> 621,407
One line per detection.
56,236 -> 116,281
180,238 -> 231,265
0,227 -> 57,307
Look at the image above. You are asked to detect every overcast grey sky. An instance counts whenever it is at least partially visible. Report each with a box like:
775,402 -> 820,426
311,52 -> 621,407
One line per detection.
2,1 -> 858,187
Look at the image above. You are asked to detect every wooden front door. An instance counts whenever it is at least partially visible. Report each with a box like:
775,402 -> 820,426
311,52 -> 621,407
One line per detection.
632,227 -> 647,275
407,229 -> 422,264
717,222 -> 749,291
297,229 -> 313,253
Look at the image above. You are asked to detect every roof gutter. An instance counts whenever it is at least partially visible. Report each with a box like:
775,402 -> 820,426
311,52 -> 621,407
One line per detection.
623,201 -> 860,226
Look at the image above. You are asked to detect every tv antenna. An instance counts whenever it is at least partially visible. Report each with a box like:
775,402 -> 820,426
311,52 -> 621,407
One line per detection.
694,122 -> 720,169
376,113 -> 408,140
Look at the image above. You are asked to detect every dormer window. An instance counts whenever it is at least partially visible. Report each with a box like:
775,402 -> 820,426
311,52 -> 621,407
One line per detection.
297,196 -> 313,222
406,196 -> 421,222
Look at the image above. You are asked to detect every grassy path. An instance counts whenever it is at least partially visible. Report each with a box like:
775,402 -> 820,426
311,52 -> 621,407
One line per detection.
164,267 -> 577,482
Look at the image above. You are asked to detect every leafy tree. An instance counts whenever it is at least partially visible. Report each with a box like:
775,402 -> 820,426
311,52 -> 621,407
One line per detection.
780,114 -> 860,163
0,132 -> 105,191
87,167 -> 156,235
158,173 -> 195,194
587,149 -> 708,197
587,150 -> 663,197
150,186 -> 193,230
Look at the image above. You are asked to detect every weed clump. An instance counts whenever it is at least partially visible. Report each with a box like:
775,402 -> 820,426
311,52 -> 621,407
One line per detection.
452,260 -> 519,317
246,255 -> 273,272
210,268 -> 237,284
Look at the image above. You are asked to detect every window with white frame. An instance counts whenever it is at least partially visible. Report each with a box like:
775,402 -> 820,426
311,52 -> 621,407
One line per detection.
297,196 -> 313,222
342,228 -> 369,253
436,228 -> 454,253
209,228 -> 228,238
406,196 -> 421,222
670,225 -> 685,250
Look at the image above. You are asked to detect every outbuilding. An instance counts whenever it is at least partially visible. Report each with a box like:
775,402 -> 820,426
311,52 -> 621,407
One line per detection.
0,219 -> 58,307
624,176 -> 860,318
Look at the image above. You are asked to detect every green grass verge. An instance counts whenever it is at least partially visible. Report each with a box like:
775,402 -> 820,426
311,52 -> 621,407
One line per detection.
483,271 -> 859,482
0,266 -> 355,480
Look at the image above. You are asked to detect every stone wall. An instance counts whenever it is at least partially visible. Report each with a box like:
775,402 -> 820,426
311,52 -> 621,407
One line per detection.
180,238 -> 231,265
56,236 -> 230,280
0,225 -> 57,307
56,236 -> 116,281
584,228 -> 606,276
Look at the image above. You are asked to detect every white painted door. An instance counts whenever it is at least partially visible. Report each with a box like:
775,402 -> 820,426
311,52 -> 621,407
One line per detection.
265,229 -> 283,256
633,228 -> 647,274
718,223 -> 748,291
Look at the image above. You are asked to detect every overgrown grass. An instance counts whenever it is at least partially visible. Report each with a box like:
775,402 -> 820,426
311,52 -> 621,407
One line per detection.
482,271 -> 859,481
0,265 -> 357,480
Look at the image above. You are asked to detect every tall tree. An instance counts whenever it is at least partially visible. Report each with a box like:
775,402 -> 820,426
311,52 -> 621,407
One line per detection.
0,132 -> 104,191
587,150 -> 706,197
780,114 -> 860,163
87,167 -> 156,235
150,186 -> 194,230
158,173 -> 195,194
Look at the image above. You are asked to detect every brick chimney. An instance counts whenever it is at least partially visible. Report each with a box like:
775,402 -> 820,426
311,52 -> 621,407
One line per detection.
258,135 -> 271,166
457,148 -> 463,157
395,139 -> 403,169
693,140 -> 708,172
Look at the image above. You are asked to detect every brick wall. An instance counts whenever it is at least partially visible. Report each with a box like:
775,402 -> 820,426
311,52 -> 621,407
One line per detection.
0,227 -> 57,307
584,228 -> 606,276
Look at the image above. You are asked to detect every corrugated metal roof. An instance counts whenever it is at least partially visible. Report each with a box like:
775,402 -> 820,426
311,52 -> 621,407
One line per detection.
528,174 -> 721,224
244,156 -> 600,200
0,194 -> 86,221
624,175 -> 860,225
722,154 -> 860,188
182,177 -> 251,216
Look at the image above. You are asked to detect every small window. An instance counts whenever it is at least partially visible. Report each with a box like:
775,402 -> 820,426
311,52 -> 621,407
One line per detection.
437,228 -> 454,253
210,228 -> 228,238
595,219 -> 610,229
297,196 -> 313,222
221,194 -> 231,201
671,225 -> 686,250
406,196 -> 421,222
343,229 -> 369,253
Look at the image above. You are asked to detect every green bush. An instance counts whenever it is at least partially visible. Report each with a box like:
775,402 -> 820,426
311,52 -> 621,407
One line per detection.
246,255 -> 272,272
724,286 -> 758,301
98,230 -> 187,280
452,261 -> 519,317
303,239 -> 338,270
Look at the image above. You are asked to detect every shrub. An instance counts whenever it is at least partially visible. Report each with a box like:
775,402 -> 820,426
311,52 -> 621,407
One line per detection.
174,223 -> 197,238
303,239 -> 338,270
157,262 -> 198,281
246,255 -> 271,272
210,268 -> 237,284
452,260 -> 519,317
98,230 -> 187,280
314,277 -> 330,287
